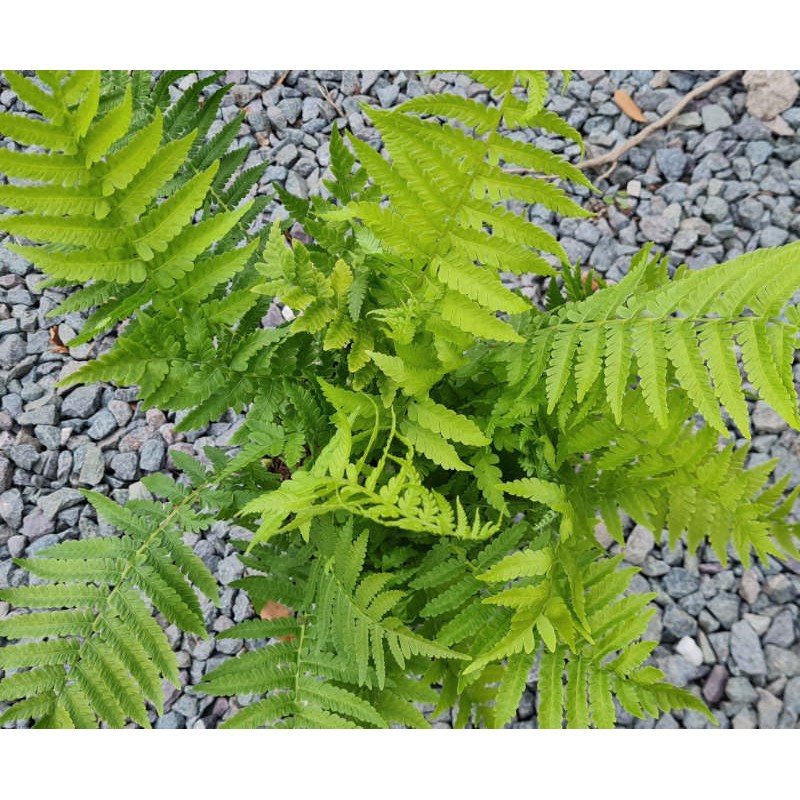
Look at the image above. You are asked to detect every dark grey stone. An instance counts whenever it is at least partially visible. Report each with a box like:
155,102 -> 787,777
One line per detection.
678,590 -> 706,616
663,604 -> 697,640
764,609 -> 796,648
730,619 -> 767,675
0,489 -> 23,529
702,664 -> 728,704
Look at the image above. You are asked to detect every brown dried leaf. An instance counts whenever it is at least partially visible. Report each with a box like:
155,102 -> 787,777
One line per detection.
613,89 -> 646,123
260,600 -> 295,641
260,600 -> 293,621
48,326 -> 69,354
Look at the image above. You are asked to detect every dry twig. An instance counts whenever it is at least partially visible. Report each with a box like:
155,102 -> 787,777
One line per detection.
577,70 -> 743,172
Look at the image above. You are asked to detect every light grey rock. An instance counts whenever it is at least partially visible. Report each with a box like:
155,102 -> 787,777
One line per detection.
639,215 -> 677,244
743,70 -> 800,120
624,524 -> 654,566
784,676 -> 800,714
701,104 -> 733,133
726,676 -> 758,703
20,508 -> 54,540
655,148 -> 687,181
701,195 -> 729,222
745,139 -> 773,166
285,172 -> 308,199
249,70 -> 277,88
657,654 -> 699,687
87,409 -> 117,440
139,438 -> 165,472
0,333 -> 26,368
0,456 -> 12,492
0,488 -> 23,529
739,569 -> 760,604
107,399 -> 133,427
760,225 -> 789,248
8,443 -> 39,471
732,706 -> 758,729
743,613 -> 771,637
708,631 -> 731,662
37,487 -> 83,519
78,443 -> 105,486
730,619 -> 767,675
8,532 -> 28,557
27,532 -> 60,555
232,591 -> 251,622
110,452 -> 138,481
155,711 -> 185,729
752,401 -> 787,433
217,554 -> 244,586
764,609 -> 796,647
702,664 -> 728,704
708,592 -> 740,628
61,385 -> 102,418
17,403 -> 56,426
756,688 -> 783,728
675,636 -> 703,666
34,424 -> 61,450
764,645 -> 800,677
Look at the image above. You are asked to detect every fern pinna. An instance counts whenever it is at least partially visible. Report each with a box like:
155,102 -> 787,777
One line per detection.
1,70 -> 800,729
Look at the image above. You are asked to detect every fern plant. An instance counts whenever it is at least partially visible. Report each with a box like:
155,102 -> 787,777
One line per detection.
1,69 -> 799,729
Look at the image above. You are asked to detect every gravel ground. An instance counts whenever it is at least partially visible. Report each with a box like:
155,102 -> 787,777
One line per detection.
1,69 -> 800,729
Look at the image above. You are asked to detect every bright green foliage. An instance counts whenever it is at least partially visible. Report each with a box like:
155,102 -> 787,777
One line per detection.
0,461 -> 219,728
3,69 -> 800,730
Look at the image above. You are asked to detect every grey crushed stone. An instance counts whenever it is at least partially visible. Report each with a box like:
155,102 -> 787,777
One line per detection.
3,68 -> 800,729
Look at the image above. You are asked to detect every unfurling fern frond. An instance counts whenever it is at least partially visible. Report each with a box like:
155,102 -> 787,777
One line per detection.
0,472 -> 219,728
